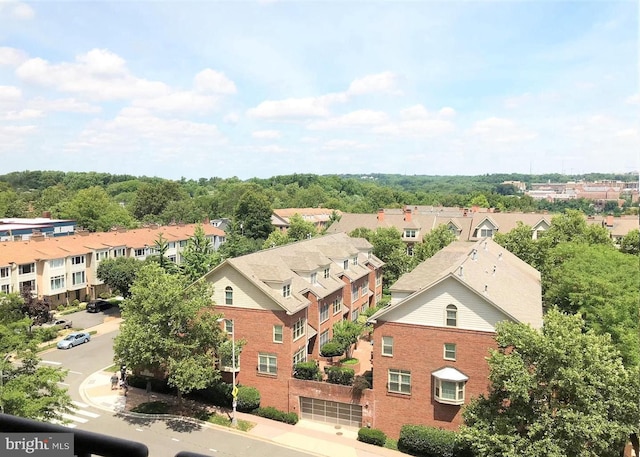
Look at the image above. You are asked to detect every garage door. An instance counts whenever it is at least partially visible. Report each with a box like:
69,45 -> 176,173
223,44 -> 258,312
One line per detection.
299,397 -> 362,428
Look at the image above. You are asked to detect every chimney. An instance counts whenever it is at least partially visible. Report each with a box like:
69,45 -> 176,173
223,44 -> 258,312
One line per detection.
42,211 -> 51,219
463,208 -> 468,217
606,215 -> 614,227
377,209 -> 385,222
403,207 -> 412,222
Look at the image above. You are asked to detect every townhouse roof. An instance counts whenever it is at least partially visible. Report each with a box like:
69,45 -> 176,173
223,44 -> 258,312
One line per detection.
370,238 -> 542,328
207,233 -> 382,314
271,208 -> 342,226
0,224 -> 225,266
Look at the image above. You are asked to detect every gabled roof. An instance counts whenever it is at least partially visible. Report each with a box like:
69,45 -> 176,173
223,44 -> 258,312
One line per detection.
204,233 -> 382,313
370,238 -> 542,328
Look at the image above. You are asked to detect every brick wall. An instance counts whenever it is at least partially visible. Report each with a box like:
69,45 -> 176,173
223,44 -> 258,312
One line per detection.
371,321 -> 496,438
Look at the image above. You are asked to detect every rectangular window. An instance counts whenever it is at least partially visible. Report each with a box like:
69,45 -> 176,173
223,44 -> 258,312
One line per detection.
293,318 -> 305,341
404,229 -> 417,238
434,379 -> 465,405
323,267 -> 330,279
50,275 -> 65,291
168,242 -> 176,249
351,307 -> 359,322
480,228 -> 494,237
333,298 -> 342,315
113,248 -> 125,257
361,281 -> 368,295
310,272 -> 318,284
1,284 -> 9,294
179,240 -> 187,247
49,258 -> 64,268
19,280 -> 35,292
168,255 -> 176,263
273,325 -> 283,343
444,343 -> 456,361
319,329 -> 329,348
135,248 -> 145,257
224,319 -> 234,334
388,369 -> 411,394
376,272 -> 382,286
382,336 -> 393,356
72,271 -> 85,285
293,347 -> 306,365
352,256 -> 358,266
282,284 -> 291,298
0,267 -> 8,278
320,303 -> 329,323
343,260 -> 349,270
18,263 -> 35,275
71,255 -> 85,265
96,251 -> 109,261
258,353 -> 277,374
351,283 -> 359,299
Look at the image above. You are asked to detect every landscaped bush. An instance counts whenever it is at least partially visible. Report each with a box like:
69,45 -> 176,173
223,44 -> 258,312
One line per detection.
293,361 -> 320,380
397,424 -> 472,457
235,385 -> 260,412
352,375 -> 370,394
253,406 -> 299,425
320,341 -> 344,358
191,381 -> 232,407
358,427 -> 387,447
325,366 -> 355,385
32,326 -> 59,343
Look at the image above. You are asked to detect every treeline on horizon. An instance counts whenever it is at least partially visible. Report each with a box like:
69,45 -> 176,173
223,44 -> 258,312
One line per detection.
0,170 -> 637,230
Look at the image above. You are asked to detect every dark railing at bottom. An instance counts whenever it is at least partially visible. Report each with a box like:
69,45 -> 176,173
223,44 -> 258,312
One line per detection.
0,413 -> 211,457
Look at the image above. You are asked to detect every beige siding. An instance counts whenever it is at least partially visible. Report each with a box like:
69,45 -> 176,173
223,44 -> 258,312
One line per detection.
208,267 -> 282,311
380,277 -> 510,332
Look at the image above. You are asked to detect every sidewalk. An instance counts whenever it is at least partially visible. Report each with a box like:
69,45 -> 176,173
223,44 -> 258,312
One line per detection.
78,319 -> 402,457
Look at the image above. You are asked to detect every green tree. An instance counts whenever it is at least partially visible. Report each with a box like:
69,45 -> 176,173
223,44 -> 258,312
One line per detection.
620,228 -> 640,255
468,194 -> 490,208
130,181 -> 186,220
332,319 -> 365,360
114,264 -> 225,404
461,309 -> 639,457
181,225 -> 221,282
494,222 -> 544,269
60,186 -> 135,232
233,191 -> 274,240
146,233 -> 179,274
97,257 -> 143,297
262,230 -> 290,249
218,233 -> 263,259
412,224 -> 456,264
286,214 -> 317,242
368,227 -> 411,287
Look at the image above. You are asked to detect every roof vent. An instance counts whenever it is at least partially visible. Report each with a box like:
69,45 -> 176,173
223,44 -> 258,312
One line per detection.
484,284 -> 488,293
484,241 -> 488,251
471,249 -> 477,260
458,265 -> 464,277
498,252 -> 503,261
492,265 -> 497,276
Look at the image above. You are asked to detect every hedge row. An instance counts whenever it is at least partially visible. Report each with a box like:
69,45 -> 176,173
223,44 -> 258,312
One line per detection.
398,424 -> 473,457
253,406 -> 299,425
293,361 -> 321,380
325,366 -> 354,385
357,427 -> 386,447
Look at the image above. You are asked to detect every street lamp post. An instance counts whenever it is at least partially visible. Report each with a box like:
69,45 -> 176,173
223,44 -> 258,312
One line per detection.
1,353 -> 12,414
218,318 -> 237,426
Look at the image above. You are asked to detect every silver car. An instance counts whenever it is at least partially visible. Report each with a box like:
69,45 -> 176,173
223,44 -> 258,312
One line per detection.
57,332 -> 90,349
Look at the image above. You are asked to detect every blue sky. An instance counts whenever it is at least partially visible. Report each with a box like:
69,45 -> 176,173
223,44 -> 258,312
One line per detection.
0,1 -> 638,180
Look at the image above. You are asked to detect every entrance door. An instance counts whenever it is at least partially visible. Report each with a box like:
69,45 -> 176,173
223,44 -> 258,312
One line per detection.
299,397 -> 362,428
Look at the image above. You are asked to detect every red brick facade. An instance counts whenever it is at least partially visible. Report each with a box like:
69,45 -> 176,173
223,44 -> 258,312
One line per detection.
371,321 -> 497,438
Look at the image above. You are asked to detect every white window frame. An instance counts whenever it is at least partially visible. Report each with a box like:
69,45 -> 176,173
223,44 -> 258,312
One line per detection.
50,275 -> 65,291
293,347 -> 306,365
319,303 -> 329,323
446,304 -> 458,327
404,229 -> 417,238
225,286 -> 233,305
258,353 -> 277,375
388,369 -> 411,394
351,282 -> 359,299
319,329 -> 329,348
480,228 -> 494,237
444,343 -> 456,361
352,256 -> 358,266
72,271 -> 85,285
273,325 -> 283,343
0,267 -> 8,278
292,318 -> 305,341
1,284 -> 9,294
282,284 -> 291,298
323,267 -> 330,279
310,272 -> 318,284
49,258 -> 64,269
19,263 -> 35,275
434,379 -> 465,405
71,255 -> 85,265
382,336 -> 393,356
134,248 -> 145,257
343,260 -> 349,270
333,298 -> 342,315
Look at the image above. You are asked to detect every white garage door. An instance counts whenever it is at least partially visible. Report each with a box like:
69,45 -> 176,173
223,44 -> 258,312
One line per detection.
299,397 -> 362,428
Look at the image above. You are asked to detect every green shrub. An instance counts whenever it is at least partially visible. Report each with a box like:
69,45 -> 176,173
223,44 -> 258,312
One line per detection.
358,427 -> 387,446
236,385 -> 260,412
253,406 -> 299,425
293,361 -> 320,380
32,326 -> 59,342
126,375 -> 173,394
397,424 -> 471,457
320,341 -> 344,357
191,381 -> 232,407
325,366 -> 354,385
352,375 -> 370,394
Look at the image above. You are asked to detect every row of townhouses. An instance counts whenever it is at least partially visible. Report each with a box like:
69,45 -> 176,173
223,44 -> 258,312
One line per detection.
201,234 -> 541,439
0,223 -> 225,306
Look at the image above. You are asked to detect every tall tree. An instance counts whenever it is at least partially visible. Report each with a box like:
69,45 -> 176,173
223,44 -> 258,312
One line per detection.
130,181 -> 186,220
494,221 -> 544,269
60,186 -> 135,232
332,319 -> 365,360
412,224 -> 456,264
97,257 -> 143,297
461,309 -> 639,457
114,264 -> 225,404
262,230 -> 290,249
233,191 -> 274,240
182,225 -> 221,282
620,228 -> 640,256
286,214 -> 318,241
367,227 -> 411,287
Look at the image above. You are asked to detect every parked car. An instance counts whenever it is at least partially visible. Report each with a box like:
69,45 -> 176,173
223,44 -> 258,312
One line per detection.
42,318 -> 73,330
57,332 -> 91,349
86,299 -> 112,313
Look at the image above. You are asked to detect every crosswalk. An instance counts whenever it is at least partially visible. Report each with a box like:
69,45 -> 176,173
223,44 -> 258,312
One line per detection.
51,400 -> 100,429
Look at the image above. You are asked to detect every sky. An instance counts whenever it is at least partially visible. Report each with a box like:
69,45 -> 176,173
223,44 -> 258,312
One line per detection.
0,1 -> 638,180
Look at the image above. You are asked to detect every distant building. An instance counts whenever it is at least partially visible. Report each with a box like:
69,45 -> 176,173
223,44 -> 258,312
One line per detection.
271,208 -> 341,233
0,216 -> 76,241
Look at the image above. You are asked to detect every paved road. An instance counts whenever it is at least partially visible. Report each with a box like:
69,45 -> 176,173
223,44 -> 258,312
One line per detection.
55,306 -> 121,330
42,327 -> 315,457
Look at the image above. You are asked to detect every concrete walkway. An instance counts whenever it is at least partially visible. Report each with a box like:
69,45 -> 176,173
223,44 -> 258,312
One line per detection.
77,318 -> 403,457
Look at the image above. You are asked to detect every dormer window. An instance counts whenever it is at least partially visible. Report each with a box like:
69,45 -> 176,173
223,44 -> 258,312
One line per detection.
323,267 -> 330,279
404,229 -> 417,238
310,272 -> 318,284
480,228 -> 494,237
352,256 -> 358,266
343,260 -> 349,270
282,284 -> 291,298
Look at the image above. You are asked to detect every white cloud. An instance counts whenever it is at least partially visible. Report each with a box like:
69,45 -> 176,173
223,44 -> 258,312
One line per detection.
253,144 -> 289,154
469,117 -> 537,143
626,93 -> 640,105
133,91 -> 217,114
0,85 -> 22,102
374,104 -> 456,137
504,93 -> 533,109
16,49 -> 170,101
1,109 -> 43,120
252,129 -> 281,139
28,97 -> 101,114
247,96 -> 335,120
194,69 -> 237,94
400,104 -> 429,119
322,139 -> 371,150
438,107 -> 456,118
307,109 -> 389,130
0,1 -> 34,20
223,112 -> 240,123
0,47 -> 28,66
347,71 -> 401,96
0,124 -> 36,153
